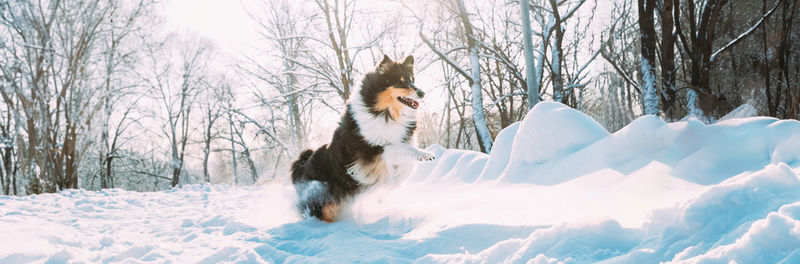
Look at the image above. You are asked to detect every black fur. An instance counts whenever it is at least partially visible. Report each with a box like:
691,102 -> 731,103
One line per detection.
290,55 -> 418,221
290,107 -> 380,219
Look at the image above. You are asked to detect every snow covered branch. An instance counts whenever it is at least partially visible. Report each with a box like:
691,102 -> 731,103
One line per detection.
419,32 -> 473,83
486,92 -> 527,110
710,0 -> 783,62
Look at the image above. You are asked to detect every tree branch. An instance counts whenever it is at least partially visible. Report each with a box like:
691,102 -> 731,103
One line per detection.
419,32 -> 473,82
710,0 -> 782,62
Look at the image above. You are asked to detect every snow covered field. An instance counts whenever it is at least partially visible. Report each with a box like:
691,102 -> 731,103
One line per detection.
2,102 -> 800,263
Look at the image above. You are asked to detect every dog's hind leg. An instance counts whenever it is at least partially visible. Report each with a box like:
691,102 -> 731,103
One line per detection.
295,180 -> 331,220
321,202 -> 341,222
299,197 -> 340,222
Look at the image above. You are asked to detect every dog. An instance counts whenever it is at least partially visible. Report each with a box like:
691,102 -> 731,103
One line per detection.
290,55 -> 435,222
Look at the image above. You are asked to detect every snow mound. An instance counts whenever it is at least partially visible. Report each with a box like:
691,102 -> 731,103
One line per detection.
500,102 -> 609,183
478,122 -> 519,181
407,148 -> 488,183
718,103 -> 758,122
423,220 -> 643,263
2,102 -> 800,263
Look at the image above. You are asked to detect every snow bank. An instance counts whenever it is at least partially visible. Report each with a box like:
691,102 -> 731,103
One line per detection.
0,185 -> 300,263
418,163 -> 800,263
2,101 -> 800,263
478,122 -> 519,181
416,102 -> 800,186
407,148 -> 487,184
500,102 -> 609,184
422,220 -> 643,263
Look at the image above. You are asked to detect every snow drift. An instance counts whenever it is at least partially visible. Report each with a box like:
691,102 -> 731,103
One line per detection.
2,101 -> 800,263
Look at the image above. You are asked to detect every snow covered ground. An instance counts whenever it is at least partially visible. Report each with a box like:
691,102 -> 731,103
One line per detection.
2,102 -> 800,263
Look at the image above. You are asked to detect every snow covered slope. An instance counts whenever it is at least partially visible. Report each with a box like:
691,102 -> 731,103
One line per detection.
2,102 -> 800,263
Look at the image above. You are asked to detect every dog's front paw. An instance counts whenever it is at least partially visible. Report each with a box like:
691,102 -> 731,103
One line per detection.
417,151 -> 436,162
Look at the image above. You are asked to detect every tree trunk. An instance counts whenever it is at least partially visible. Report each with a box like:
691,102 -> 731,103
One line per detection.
284,57 -> 304,155
171,120 -> 181,187
202,105 -> 215,183
520,0 -> 540,108
660,0 -> 677,119
1,148 -> 6,195
778,0 -> 796,119
202,139 -> 211,183
100,103 -> 110,189
549,0 -> 565,103
171,165 -> 181,187
64,126 -> 78,189
106,157 -> 114,188
228,113 -> 238,185
319,0 -> 353,102
456,0 -> 493,153
638,0 -> 660,116
242,148 -> 258,184
763,0 -> 776,116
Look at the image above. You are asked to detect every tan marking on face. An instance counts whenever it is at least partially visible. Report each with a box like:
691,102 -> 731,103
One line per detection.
321,202 -> 340,222
375,86 -> 413,121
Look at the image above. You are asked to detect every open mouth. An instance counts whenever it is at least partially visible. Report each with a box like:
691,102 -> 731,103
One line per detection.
398,96 -> 419,109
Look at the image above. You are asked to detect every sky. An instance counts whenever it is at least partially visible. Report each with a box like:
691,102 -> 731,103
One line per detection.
163,0 -> 410,54
164,0 -> 260,53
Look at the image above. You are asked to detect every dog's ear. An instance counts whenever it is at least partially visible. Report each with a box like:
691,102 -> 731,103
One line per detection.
377,55 -> 393,73
402,55 -> 414,68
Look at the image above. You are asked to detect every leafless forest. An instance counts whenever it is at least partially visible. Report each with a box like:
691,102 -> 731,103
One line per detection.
0,0 -> 797,195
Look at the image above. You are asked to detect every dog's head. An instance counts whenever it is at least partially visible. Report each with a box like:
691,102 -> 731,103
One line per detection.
359,55 -> 425,121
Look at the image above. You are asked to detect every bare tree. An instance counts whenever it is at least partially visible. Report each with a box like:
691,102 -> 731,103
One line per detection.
675,0 -> 782,119
230,118 -> 259,184
0,0 -> 113,192
98,0 -> 154,189
244,0 -> 317,158
473,0 -> 528,128
775,0 -> 799,119
0,101 -> 18,195
199,76 -> 227,183
598,0 -> 641,127
528,0 -> 589,104
142,34 -> 212,187
262,0 -> 392,107
316,0 -> 353,103
420,0 -> 493,153
561,1 -> 602,110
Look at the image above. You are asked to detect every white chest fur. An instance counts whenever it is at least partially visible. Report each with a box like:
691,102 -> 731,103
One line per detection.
346,93 -> 421,185
349,94 -> 416,146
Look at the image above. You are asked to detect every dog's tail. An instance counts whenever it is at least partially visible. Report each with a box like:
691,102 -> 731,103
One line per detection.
290,149 -> 314,183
